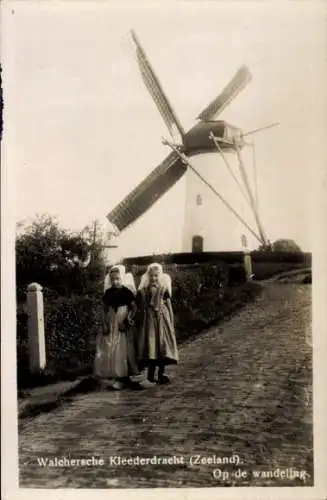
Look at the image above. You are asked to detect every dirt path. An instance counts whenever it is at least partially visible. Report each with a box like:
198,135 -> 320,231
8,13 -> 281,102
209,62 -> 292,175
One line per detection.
19,284 -> 312,488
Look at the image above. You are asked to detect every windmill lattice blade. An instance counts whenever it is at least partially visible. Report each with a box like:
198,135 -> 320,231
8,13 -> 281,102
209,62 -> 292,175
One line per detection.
106,152 -> 187,232
197,65 -> 252,121
130,30 -> 185,140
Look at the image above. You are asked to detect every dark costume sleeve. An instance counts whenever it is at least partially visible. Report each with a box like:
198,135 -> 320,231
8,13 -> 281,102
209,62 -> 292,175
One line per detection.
163,289 -> 171,300
102,286 -> 135,310
102,288 -> 122,309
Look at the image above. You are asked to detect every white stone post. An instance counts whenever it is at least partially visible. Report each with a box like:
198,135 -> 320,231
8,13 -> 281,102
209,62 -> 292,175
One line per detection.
27,283 -> 46,372
243,252 -> 253,282
241,234 -> 253,282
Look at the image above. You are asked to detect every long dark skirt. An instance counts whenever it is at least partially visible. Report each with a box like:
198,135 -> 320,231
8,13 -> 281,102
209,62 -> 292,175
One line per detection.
137,303 -> 179,368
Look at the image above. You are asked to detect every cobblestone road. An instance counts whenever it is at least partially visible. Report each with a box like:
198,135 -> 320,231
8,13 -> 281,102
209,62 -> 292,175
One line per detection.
19,284 -> 312,488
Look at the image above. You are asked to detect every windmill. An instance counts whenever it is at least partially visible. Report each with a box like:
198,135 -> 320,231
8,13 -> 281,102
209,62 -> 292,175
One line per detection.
107,30 -> 277,252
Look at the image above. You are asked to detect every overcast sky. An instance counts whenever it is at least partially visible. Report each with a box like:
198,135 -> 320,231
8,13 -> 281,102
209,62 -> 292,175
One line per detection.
5,1 -> 326,259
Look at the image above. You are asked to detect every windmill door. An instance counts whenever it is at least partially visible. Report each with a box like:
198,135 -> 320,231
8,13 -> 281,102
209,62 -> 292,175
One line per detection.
192,235 -> 204,252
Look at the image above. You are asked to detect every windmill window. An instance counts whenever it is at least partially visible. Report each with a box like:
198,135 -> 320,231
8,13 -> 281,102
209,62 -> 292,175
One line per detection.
196,194 -> 202,206
192,235 -> 204,252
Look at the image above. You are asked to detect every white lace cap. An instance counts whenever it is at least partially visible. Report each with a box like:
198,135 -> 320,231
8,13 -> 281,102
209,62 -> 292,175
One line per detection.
104,264 -> 128,292
124,272 -> 136,295
138,262 -> 172,296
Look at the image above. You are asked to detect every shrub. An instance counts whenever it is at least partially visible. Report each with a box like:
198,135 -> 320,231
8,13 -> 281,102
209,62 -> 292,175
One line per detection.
271,239 -> 301,252
44,296 -> 101,368
229,264 -> 247,283
16,215 -> 105,298
17,295 -> 102,388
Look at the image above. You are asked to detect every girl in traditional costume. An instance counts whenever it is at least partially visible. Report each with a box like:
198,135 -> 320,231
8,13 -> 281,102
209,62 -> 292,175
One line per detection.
137,263 -> 178,384
94,264 -> 139,390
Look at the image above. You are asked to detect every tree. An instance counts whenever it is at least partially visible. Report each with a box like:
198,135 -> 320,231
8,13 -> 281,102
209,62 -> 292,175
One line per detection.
16,215 -> 106,297
256,238 -> 302,253
271,239 -> 301,253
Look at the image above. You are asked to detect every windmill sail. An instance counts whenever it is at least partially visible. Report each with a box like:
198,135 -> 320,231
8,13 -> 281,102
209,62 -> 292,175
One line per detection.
106,152 -> 187,232
197,65 -> 252,122
130,30 -> 185,141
